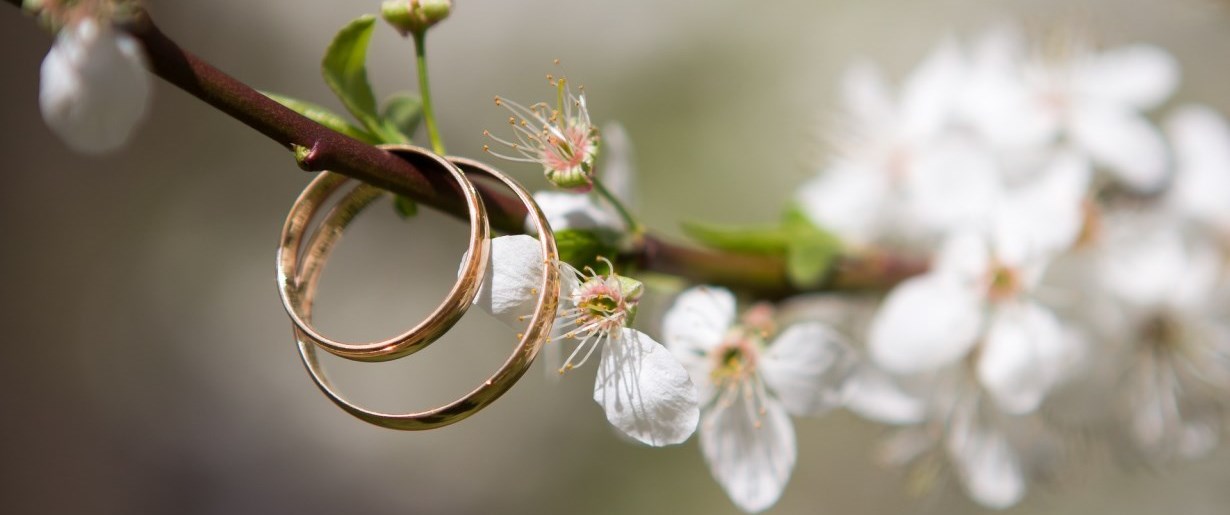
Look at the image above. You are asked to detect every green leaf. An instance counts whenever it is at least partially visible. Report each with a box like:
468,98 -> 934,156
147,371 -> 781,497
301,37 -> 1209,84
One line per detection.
263,92 -> 379,144
555,229 -> 618,269
680,221 -> 790,254
382,93 -> 424,142
393,195 -> 418,218
781,205 -> 843,288
321,15 -> 407,143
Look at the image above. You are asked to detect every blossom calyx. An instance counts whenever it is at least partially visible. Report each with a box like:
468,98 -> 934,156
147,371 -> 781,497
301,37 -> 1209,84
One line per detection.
381,0 -> 453,36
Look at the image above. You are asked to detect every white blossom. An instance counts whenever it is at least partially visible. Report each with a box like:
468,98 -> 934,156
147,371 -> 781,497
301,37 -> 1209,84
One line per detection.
663,287 -> 855,513
475,235 -> 699,447
39,18 -> 151,154
486,75 -> 599,191
798,41 -> 976,247
1094,215 -> 1230,459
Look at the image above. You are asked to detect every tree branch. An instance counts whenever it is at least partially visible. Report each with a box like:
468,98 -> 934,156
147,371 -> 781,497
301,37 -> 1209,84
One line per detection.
6,3 -> 926,296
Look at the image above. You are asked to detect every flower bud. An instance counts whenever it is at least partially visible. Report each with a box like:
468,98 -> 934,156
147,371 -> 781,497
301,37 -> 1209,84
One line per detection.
39,18 -> 151,154
381,0 -> 453,36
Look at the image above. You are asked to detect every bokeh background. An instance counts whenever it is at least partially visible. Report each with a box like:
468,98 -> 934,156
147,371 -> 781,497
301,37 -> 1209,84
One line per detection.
3,0 -> 1230,513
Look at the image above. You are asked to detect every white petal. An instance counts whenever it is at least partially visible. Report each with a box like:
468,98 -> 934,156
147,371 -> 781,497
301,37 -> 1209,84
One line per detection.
593,328 -> 700,446
992,151 -> 1091,265
904,136 -> 1003,237
933,231 -> 991,286
663,285 -> 737,362
796,161 -> 891,246
40,19 -> 151,154
700,386 -> 796,513
843,364 -> 927,425
1077,44 -> 1179,111
977,302 -> 1074,414
1070,103 -> 1169,191
473,235 -> 547,328
760,323 -> 857,417
868,275 -> 983,374
524,190 -> 623,235
598,121 -> 637,208
1097,218 -> 1198,310
946,409 -> 1026,509
900,38 -> 966,137
1165,105 -> 1230,231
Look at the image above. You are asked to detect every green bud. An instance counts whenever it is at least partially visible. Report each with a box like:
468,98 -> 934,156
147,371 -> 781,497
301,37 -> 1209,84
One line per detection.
381,0 -> 453,36
380,1 -> 416,35
418,0 -> 453,22
292,144 -> 313,169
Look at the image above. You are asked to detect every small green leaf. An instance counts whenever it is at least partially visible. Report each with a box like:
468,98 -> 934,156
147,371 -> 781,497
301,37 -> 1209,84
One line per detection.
263,92 -> 379,144
786,238 -> 839,288
781,205 -> 843,288
393,195 -> 418,218
382,93 -> 424,142
321,15 -> 407,143
681,221 -> 790,254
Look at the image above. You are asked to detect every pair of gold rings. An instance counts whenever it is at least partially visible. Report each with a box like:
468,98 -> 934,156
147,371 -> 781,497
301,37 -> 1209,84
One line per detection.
276,145 -> 560,430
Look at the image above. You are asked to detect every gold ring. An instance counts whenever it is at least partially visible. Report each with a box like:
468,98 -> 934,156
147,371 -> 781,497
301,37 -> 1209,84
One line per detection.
281,147 -> 560,430
276,145 -> 489,362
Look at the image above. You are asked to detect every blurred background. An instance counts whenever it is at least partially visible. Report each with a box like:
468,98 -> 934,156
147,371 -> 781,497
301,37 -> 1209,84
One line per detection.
3,0 -> 1230,513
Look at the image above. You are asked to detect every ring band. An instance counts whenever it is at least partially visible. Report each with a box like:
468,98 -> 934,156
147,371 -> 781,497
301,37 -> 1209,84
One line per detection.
277,145 -> 489,362
279,146 -> 560,430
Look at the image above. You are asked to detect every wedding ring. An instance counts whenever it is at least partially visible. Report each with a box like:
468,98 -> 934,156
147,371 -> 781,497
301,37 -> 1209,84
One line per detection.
280,146 -> 560,430
276,145 -> 488,362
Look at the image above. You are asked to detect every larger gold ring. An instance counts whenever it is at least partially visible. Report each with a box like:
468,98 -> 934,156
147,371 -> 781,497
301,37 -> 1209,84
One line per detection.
277,146 -> 489,362
281,147 -> 560,430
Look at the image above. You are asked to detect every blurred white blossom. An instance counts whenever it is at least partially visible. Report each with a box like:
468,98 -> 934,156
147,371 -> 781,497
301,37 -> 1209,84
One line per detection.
39,18 -> 150,154
1093,215 -> 1230,459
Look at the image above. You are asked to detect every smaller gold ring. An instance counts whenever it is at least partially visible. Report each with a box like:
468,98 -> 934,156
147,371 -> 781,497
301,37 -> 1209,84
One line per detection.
276,145 -> 489,362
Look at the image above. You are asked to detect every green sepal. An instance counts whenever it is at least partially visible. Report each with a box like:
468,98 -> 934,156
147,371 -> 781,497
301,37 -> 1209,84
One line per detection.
382,93 -> 424,143
321,15 -> 407,144
781,206 -> 843,288
263,92 -> 379,144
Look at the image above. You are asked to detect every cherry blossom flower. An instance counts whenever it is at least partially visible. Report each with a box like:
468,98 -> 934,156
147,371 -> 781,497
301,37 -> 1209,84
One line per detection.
846,363 -> 1064,509
526,122 -> 636,235
475,235 -> 699,446
663,286 -> 855,513
797,40 -> 976,247
1093,215 -> 1230,460
39,17 -> 151,154
865,154 -> 1087,415
485,74 -> 599,191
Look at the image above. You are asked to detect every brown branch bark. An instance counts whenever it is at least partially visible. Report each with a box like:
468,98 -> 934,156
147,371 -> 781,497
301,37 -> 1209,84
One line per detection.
5,2 -> 927,296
